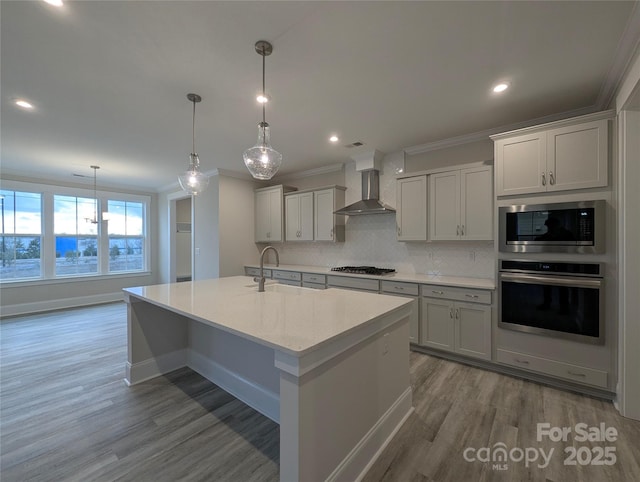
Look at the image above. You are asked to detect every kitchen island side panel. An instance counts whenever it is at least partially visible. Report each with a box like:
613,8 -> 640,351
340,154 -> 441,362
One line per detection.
280,316 -> 412,482
126,297 -> 189,384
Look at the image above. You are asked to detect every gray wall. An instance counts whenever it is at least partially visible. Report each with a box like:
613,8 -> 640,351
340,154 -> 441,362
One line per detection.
0,174 -> 159,316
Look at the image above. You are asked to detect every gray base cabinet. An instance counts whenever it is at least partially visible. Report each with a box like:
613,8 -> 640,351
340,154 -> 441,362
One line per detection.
381,280 -> 420,344
419,285 -> 492,361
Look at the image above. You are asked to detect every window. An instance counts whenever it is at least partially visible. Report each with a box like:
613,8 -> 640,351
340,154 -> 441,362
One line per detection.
54,195 -> 99,276
108,200 -> 145,272
0,190 -> 42,280
0,180 -> 149,283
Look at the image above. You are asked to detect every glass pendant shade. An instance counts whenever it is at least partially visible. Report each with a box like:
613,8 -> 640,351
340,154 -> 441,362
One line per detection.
179,153 -> 209,195
179,93 -> 208,195
243,122 -> 282,180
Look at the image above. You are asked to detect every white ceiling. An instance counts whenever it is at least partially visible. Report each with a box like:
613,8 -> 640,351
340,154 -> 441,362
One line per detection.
1,1 -> 639,192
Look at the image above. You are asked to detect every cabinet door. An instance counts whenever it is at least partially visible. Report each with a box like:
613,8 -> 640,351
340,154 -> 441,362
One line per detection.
546,119 -> 608,192
314,189 -> 335,241
299,192 -> 314,241
396,176 -> 427,241
255,190 -> 272,242
267,189 -> 283,242
429,171 -> 460,241
285,194 -> 300,241
460,167 -> 493,240
420,298 -> 454,352
454,302 -> 491,360
495,132 -> 546,196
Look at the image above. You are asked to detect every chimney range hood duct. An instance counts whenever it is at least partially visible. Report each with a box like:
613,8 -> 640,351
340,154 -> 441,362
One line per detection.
334,169 -> 396,216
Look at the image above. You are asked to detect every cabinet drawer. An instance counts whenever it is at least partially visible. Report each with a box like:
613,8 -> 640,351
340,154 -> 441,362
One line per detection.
302,273 -> 326,284
327,275 -> 379,292
273,270 -> 302,282
278,279 -> 302,287
420,284 -> 491,304
496,349 -> 608,389
381,280 -> 419,296
302,282 -> 326,290
245,267 -> 272,278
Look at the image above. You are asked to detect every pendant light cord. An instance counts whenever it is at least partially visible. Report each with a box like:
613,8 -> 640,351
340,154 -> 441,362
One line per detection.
192,98 -> 196,155
262,44 -> 266,125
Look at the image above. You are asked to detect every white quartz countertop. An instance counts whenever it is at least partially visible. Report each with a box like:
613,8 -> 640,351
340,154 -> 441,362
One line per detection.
124,276 -> 413,357
247,263 -> 495,290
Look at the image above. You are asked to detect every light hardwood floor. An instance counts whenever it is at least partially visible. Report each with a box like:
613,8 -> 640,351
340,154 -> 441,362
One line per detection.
1,303 -> 639,481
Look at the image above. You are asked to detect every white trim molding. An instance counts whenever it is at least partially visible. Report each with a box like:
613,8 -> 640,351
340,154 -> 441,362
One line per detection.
0,292 -> 123,318
124,349 -> 188,386
188,349 -> 280,423
326,387 -> 414,482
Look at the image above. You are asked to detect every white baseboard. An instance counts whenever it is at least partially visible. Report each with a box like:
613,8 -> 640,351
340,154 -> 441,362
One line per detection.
188,349 -> 280,423
327,387 -> 414,482
0,292 -> 123,318
124,349 -> 188,386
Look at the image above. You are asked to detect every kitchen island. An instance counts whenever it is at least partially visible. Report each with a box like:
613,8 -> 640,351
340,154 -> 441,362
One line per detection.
123,276 -> 414,482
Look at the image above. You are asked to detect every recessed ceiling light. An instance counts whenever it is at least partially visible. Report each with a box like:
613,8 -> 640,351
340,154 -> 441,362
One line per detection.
329,135 -> 339,143
15,99 -> 34,110
43,0 -> 64,6
493,82 -> 510,93
256,94 -> 269,104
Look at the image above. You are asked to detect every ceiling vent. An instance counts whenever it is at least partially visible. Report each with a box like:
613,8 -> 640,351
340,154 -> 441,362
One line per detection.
344,141 -> 364,148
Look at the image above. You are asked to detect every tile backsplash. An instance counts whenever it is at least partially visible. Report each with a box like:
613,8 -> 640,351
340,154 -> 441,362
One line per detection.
275,158 -> 496,280
276,215 -> 495,279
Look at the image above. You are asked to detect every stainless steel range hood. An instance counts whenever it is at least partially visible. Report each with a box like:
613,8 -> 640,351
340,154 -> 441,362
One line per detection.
334,169 -> 396,216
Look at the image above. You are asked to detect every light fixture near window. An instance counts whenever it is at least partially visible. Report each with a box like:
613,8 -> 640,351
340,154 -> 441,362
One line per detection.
85,165 -> 110,224
178,93 -> 209,195
243,40 -> 282,180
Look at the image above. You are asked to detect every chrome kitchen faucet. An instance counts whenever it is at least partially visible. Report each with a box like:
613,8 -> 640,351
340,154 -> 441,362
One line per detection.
256,246 -> 279,292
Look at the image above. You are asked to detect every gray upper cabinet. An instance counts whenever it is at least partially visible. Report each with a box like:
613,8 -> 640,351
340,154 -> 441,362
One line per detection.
255,185 -> 298,243
283,186 -> 346,243
493,113 -> 610,197
314,187 -> 345,242
396,175 -> 427,241
429,166 -> 493,241
255,185 -> 285,243
285,192 -> 314,241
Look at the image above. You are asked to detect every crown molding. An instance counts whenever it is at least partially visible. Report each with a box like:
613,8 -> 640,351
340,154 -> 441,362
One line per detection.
489,109 -> 615,141
403,104 -> 599,156
596,1 -> 640,110
273,163 -> 345,182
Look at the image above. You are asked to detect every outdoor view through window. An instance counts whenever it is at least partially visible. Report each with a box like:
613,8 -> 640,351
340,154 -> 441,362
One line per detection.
0,189 -> 145,281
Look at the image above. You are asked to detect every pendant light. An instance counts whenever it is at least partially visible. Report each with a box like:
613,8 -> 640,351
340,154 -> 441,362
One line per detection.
179,93 -> 209,195
85,165 -> 109,224
243,40 -> 282,180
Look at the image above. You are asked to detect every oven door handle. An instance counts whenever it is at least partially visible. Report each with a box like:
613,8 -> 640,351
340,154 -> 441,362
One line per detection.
499,272 -> 603,289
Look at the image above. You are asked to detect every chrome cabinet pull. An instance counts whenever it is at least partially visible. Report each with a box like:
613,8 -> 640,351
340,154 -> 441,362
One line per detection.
450,307 -> 454,319
432,290 -> 444,295
397,224 -> 401,236
455,308 -> 460,319
461,225 -> 465,236
567,371 -> 586,377
465,294 -> 479,299
456,225 -> 460,236
549,171 -> 555,185
514,358 -> 530,365
542,173 -> 546,186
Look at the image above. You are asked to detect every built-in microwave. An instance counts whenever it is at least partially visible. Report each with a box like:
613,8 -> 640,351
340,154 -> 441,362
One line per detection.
499,200 -> 605,254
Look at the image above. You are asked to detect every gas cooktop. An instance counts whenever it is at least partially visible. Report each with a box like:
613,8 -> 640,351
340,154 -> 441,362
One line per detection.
331,266 -> 396,276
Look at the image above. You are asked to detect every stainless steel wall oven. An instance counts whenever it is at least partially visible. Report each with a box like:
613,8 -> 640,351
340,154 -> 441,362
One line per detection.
499,260 -> 604,345
499,200 -> 605,254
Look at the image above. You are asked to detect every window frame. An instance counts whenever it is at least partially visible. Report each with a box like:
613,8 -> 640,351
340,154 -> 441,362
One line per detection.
0,189 -> 43,281
0,179 -> 151,284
